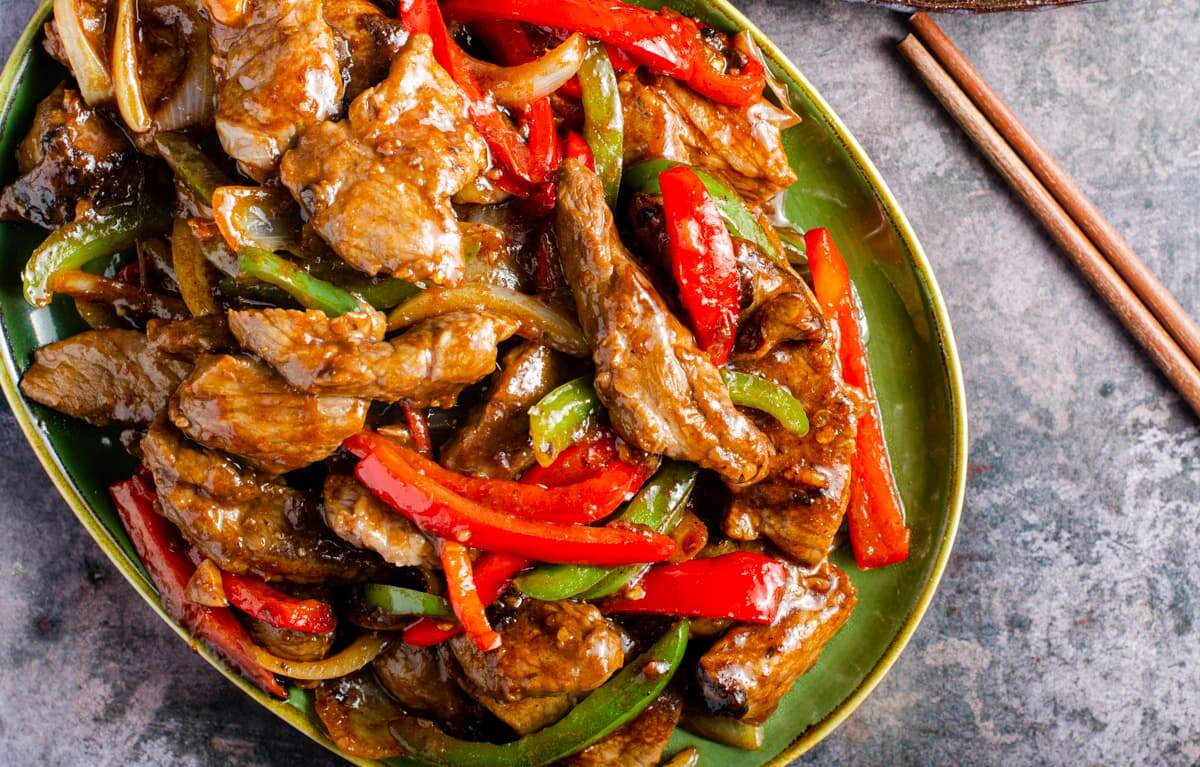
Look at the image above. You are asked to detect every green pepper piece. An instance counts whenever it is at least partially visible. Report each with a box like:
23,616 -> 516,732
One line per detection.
578,41 -> 623,207
680,710 -> 765,750
22,202 -> 171,307
386,621 -> 690,767
623,158 -> 783,266
154,133 -> 233,207
722,369 -> 809,436
516,462 -> 698,601
528,376 -> 601,466
362,584 -> 452,619
304,257 -> 422,310
237,248 -> 361,317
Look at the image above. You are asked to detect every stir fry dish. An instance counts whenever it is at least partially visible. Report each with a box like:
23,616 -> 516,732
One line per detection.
8,0 -> 914,762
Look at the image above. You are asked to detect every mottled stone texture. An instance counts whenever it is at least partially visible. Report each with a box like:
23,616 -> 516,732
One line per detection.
1,1 -> 1197,765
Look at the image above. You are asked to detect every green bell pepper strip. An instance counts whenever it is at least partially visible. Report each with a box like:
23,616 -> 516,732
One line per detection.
154,132 -> 233,207
237,248 -> 361,317
722,368 -> 809,436
362,584 -> 452,619
578,41 -> 623,207
22,202 -> 171,307
680,710 -> 765,751
528,377 -> 601,466
385,621 -> 690,767
623,158 -> 782,267
515,462 -> 698,601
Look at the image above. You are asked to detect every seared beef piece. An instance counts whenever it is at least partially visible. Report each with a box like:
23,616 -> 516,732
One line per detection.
554,160 -> 774,485
246,616 -> 335,661
697,559 -> 856,723
322,474 -> 436,568
142,420 -> 383,581
373,643 -> 479,732
146,315 -> 236,358
0,85 -> 140,228
441,343 -> 573,479
621,73 -> 797,204
450,600 -> 625,702
168,355 -> 368,475
323,0 -> 400,100
20,329 -> 190,426
563,689 -> 683,767
208,0 -> 344,178
280,34 -> 487,284
228,307 -> 518,406
449,667 -> 576,735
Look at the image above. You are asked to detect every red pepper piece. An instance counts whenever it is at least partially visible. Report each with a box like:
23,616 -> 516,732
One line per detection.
805,227 -> 910,569
401,404 -> 433,458
439,541 -> 502,651
659,165 -> 739,365
603,551 -> 789,624
352,440 -> 674,565
110,474 -> 285,698
222,572 -> 336,634
404,553 -> 528,647
519,431 -> 612,487
564,130 -> 596,171
686,41 -> 766,107
346,431 -> 651,525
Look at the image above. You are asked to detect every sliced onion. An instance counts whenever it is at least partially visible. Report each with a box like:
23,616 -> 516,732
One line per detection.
113,0 -> 152,133
463,33 -> 587,110
53,0 -> 113,105
153,12 -> 215,131
249,633 -> 387,681
733,32 -> 801,129
172,218 -> 219,315
211,186 -> 305,256
388,284 -> 589,357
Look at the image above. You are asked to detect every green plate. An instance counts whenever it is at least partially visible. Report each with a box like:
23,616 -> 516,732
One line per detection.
0,2 -> 967,765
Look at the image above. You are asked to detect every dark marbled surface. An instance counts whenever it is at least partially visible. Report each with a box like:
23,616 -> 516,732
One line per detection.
1,1 -> 1197,765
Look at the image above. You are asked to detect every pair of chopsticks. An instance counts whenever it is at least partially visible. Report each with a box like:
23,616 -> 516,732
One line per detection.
899,14 -> 1200,417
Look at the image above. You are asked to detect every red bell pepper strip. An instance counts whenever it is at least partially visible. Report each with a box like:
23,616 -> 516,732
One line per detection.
659,165 -> 739,365
352,440 -> 675,565
603,552 -> 788,624
564,130 -> 596,171
401,404 -> 433,458
221,572 -> 336,635
805,227 -> 910,569
687,43 -> 766,108
439,541 -> 502,652
109,474 -> 285,698
404,553 -> 527,647
520,431 -> 613,487
345,431 -> 651,525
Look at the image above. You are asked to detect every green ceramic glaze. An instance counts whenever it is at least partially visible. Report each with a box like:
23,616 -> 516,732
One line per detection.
0,2 -> 967,765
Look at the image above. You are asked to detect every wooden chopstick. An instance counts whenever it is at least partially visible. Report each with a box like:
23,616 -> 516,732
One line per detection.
897,33 -> 1200,417
909,13 -> 1200,367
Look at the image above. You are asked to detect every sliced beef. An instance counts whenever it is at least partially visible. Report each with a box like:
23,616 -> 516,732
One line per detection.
449,668 -> 575,735
323,0 -> 401,100
322,474 -> 436,569
280,34 -> 487,283
563,689 -> 682,767
554,160 -> 774,485
450,599 -> 625,702
372,643 -> 479,732
621,73 -> 797,204
0,85 -> 140,228
142,420 -> 383,582
441,342 -> 573,479
246,616 -> 335,661
696,560 -> 856,723
168,354 -> 368,475
228,307 -> 517,406
209,0 -> 344,178
20,329 -> 190,426
147,315 -> 236,358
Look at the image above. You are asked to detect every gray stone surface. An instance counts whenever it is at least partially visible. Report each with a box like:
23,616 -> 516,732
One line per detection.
0,1 -> 1197,764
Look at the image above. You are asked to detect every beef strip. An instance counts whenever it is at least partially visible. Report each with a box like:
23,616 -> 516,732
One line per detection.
0,85 -> 140,228
146,315 -> 236,358
20,329 -> 190,426
554,160 -> 774,485
280,34 -> 487,284
450,599 -> 625,702
696,559 -> 857,723
322,0 -> 401,100
563,689 -> 683,767
227,307 -> 518,406
441,342 -> 574,479
447,663 -> 576,735
620,73 -> 797,204
372,643 -> 479,733
208,0 -> 344,178
322,474 -> 436,569
246,616 -> 335,661
142,419 -> 384,582
168,354 -> 368,475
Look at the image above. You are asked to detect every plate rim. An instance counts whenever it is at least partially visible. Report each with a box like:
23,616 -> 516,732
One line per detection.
0,2 -> 968,764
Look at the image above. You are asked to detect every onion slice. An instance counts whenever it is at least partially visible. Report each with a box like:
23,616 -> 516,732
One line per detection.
153,13 -> 216,131
53,0 -> 113,105
112,0 -> 152,133
462,33 -> 587,110
248,633 -> 387,681
211,186 -> 305,256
